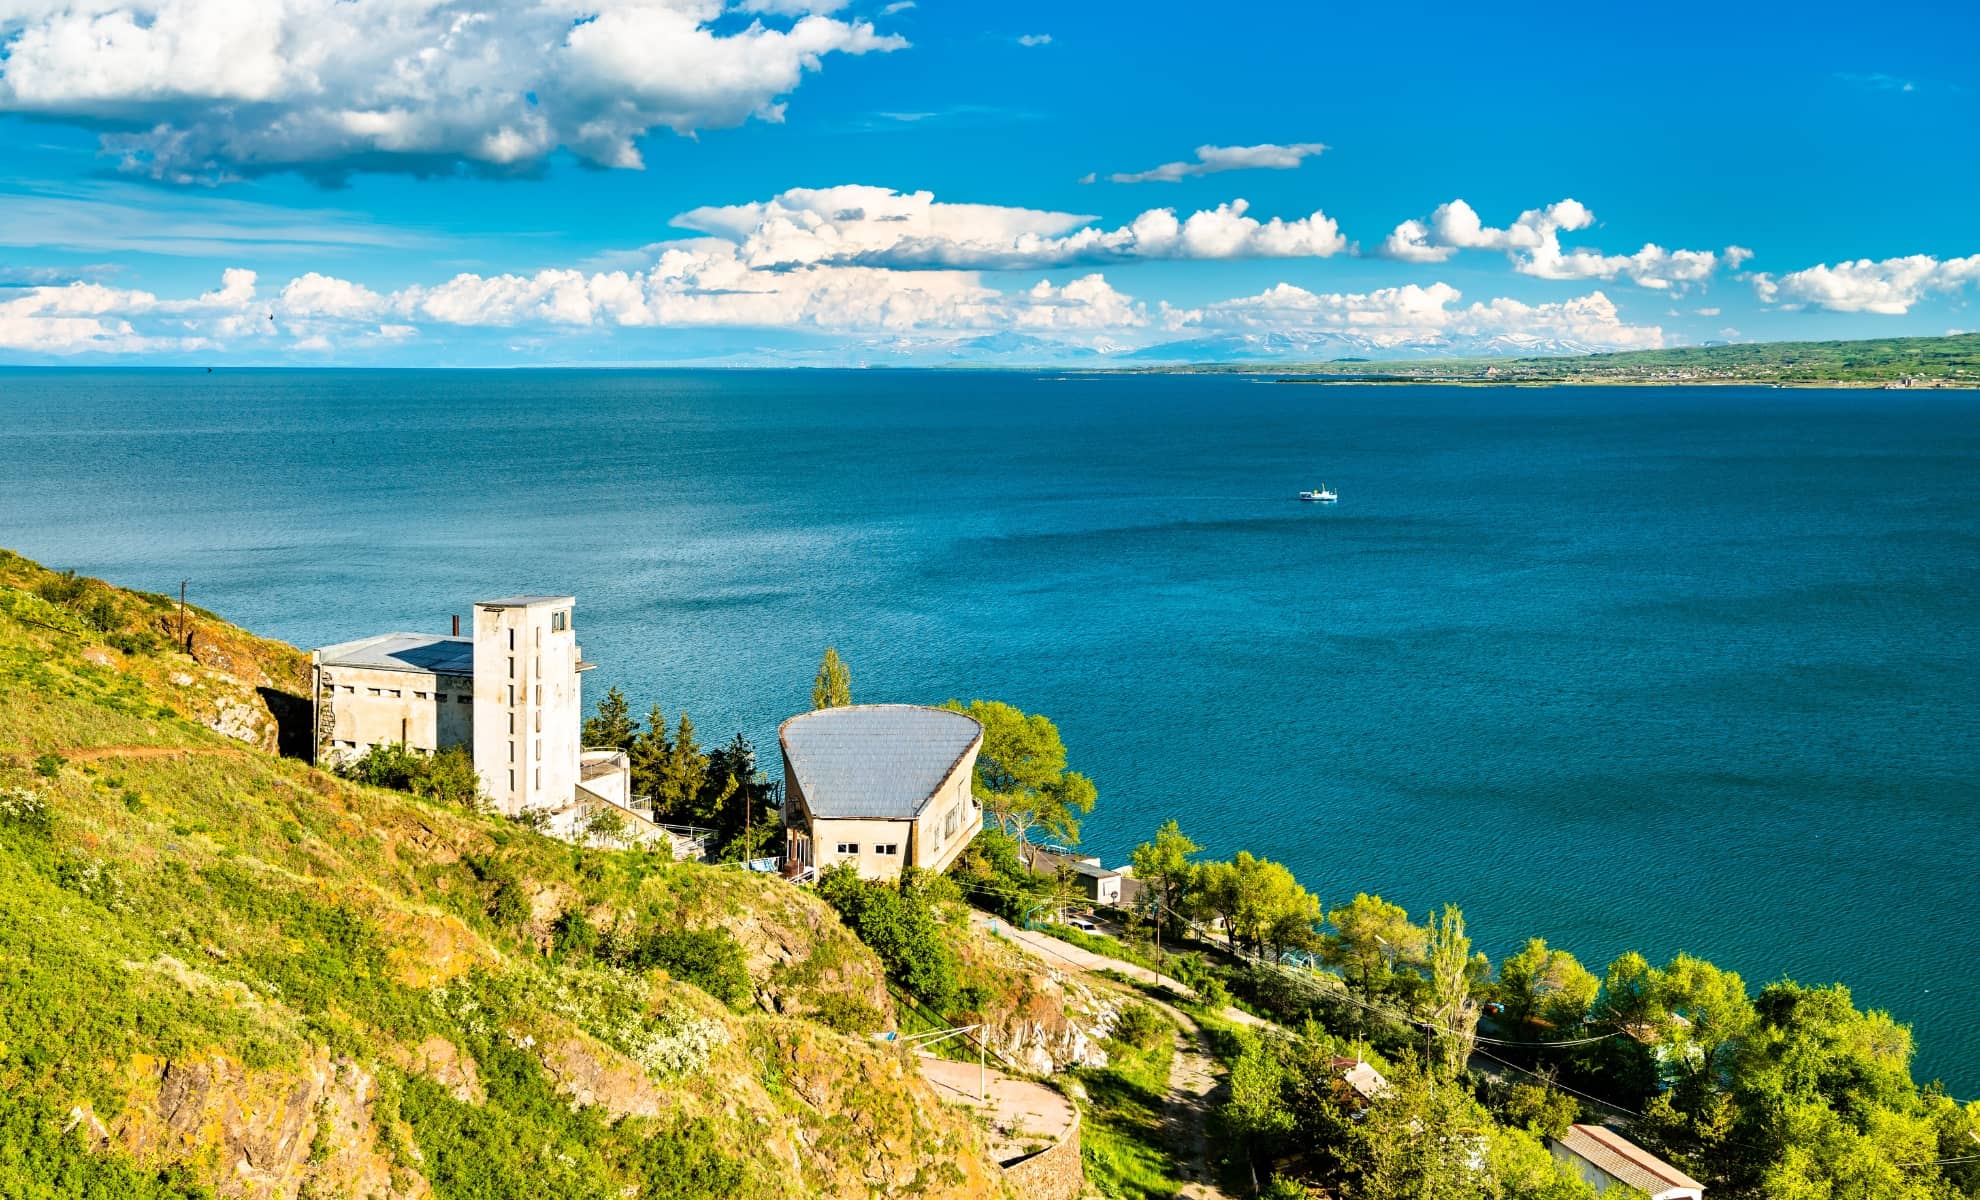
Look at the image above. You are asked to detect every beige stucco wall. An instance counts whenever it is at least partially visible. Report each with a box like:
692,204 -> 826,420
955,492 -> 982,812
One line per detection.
312,660 -> 473,760
472,600 -> 583,818
911,766 -> 981,874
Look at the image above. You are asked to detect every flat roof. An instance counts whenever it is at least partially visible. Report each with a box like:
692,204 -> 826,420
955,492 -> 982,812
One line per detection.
476,595 -> 573,608
317,633 -> 474,676
780,704 -> 982,820
1555,1125 -> 1702,1194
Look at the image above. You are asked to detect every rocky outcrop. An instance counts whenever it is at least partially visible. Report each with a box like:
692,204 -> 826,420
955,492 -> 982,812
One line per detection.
959,928 -> 1122,1075
108,1051 -> 428,1200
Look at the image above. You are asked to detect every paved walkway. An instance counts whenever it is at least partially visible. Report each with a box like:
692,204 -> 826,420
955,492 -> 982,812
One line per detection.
914,1052 -> 1076,1166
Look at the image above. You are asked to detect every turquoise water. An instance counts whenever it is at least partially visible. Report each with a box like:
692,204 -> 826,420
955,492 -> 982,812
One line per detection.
2,368 -> 1975,1086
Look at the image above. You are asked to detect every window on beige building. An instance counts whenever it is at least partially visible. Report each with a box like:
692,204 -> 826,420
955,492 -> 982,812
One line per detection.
835,842 -> 859,854
876,843 -> 898,855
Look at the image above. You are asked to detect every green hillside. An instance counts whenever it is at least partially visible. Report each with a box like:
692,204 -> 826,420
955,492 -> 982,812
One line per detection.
0,549 -> 1006,1200
1174,332 -> 1980,385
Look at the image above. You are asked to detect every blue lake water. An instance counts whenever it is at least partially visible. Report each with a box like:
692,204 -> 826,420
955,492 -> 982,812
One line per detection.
2,368 -> 1975,1086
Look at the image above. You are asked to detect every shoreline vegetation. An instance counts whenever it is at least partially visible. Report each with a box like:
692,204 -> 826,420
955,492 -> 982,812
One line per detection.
1130,331 -> 1980,388
4,548 -> 1978,1200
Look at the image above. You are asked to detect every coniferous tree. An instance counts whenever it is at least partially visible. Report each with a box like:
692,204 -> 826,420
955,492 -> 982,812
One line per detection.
629,702 -> 671,804
582,685 -> 637,752
811,646 -> 852,709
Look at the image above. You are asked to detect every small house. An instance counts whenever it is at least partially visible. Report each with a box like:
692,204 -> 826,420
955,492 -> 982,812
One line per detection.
780,704 -> 984,880
1550,1124 -> 1703,1200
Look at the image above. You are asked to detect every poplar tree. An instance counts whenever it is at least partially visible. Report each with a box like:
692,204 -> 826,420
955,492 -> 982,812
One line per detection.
811,646 -> 852,709
1425,904 -> 1482,1077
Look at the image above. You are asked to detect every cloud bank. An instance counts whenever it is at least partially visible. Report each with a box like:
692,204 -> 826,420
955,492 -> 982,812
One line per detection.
1751,253 -> 1980,313
0,0 -> 904,181
673,185 -> 1348,269
1379,198 -> 1749,291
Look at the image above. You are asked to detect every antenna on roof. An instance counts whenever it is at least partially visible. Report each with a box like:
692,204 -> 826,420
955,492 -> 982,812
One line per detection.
452,614 -> 460,636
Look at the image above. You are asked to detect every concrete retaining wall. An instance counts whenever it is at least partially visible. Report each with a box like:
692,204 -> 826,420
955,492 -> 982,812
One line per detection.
999,1107 -> 1082,1200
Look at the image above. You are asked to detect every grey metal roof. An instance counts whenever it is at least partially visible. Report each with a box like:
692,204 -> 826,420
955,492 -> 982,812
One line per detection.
476,595 -> 573,608
317,633 -> 475,676
780,704 -> 982,820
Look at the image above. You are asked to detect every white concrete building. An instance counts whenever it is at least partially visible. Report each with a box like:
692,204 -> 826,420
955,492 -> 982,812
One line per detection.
311,595 -> 665,851
1550,1124 -> 1704,1200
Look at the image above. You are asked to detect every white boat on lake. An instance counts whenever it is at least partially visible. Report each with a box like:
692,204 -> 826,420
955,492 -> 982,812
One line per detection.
1298,485 -> 1338,503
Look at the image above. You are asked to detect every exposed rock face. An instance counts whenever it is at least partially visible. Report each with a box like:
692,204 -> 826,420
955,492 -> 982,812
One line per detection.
110,1051 -> 429,1200
957,927 -> 1120,1075
390,1036 -> 484,1105
758,1022 -> 1006,1200
536,1033 -> 666,1119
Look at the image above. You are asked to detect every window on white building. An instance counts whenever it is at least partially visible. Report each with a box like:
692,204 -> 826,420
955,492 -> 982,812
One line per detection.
835,842 -> 859,855
876,843 -> 898,855
553,610 -> 568,632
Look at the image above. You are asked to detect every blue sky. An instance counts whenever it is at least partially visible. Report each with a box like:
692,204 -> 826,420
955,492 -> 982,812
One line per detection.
2,0 -> 1976,364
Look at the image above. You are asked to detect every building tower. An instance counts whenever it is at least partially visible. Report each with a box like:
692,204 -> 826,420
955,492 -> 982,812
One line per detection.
471,595 -> 586,817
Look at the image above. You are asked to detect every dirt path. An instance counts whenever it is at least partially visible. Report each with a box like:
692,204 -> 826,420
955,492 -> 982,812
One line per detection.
61,744 -> 244,762
968,912 -> 1233,1198
1148,999 -> 1231,1200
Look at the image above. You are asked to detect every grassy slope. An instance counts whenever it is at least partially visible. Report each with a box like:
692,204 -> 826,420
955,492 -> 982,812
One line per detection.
1160,331 -> 1980,384
0,552 -> 1006,1200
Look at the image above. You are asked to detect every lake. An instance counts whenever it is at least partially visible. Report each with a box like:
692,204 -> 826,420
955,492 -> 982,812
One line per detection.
2,367 -> 1975,1086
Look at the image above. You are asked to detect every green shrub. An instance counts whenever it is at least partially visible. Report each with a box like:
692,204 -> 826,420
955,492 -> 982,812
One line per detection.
32,754 -> 63,780
811,993 -> 885,1035
335,743 -> 485,812
635,927 -> 753,1008
1112,1002 -> 1170,1052
816,865 -> 960,1012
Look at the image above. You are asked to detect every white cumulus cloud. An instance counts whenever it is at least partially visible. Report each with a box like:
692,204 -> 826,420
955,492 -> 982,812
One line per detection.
1750,253 -> 1980,314
1102,142 -> 1327,184
673,185 -> 1347,269
1182,281 -> 1665,351
0,0 -> 906,181
1379,198 -> 1744,291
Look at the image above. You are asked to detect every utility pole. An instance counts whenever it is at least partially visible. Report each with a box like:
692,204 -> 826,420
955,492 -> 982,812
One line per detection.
178,580 -> 189,649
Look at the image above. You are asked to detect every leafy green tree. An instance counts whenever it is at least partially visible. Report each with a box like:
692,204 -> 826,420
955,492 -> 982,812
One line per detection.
705,732 -> 779,860
1128,819 -> 1199,949
581,684 -> 637,752
1322,893 -> 1426,998
940,699 -> 1096,863
1659,952 -> 1754,1091
1497,938 -> 1599,1032
1222,1028 -> 1295,1192
945,826 -> 1048,919
1495,1080 -> 1579,1139
811,646 -> 851,709
1425,904 -> 1481,1077
1192,851 -> 1319,959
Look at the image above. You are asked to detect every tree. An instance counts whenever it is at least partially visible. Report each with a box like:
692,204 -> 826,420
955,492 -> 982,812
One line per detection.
582,684 -> 637,752
1323,893 -> 1426,999
629,702 -> 671,802
1659,952 -> 1754,1092
650,711 -> 717,822
940,699 -> 1096,864
1129,820 -> 1199,949
811,646 -> 851,709
706,732 -> 780,860
1497,938 -> 1598,1033
1425,904 -> 1481,1077
1222,1029 -> 1295,1193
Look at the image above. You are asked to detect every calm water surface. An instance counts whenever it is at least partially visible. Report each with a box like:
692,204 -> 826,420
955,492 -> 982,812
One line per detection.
2,368 -> 1975,1085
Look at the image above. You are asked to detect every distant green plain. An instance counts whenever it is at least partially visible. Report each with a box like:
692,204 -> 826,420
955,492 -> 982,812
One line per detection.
1151,332 -> 1980,386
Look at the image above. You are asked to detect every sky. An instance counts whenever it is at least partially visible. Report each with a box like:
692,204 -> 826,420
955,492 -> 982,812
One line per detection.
1,0 -> 1977,366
